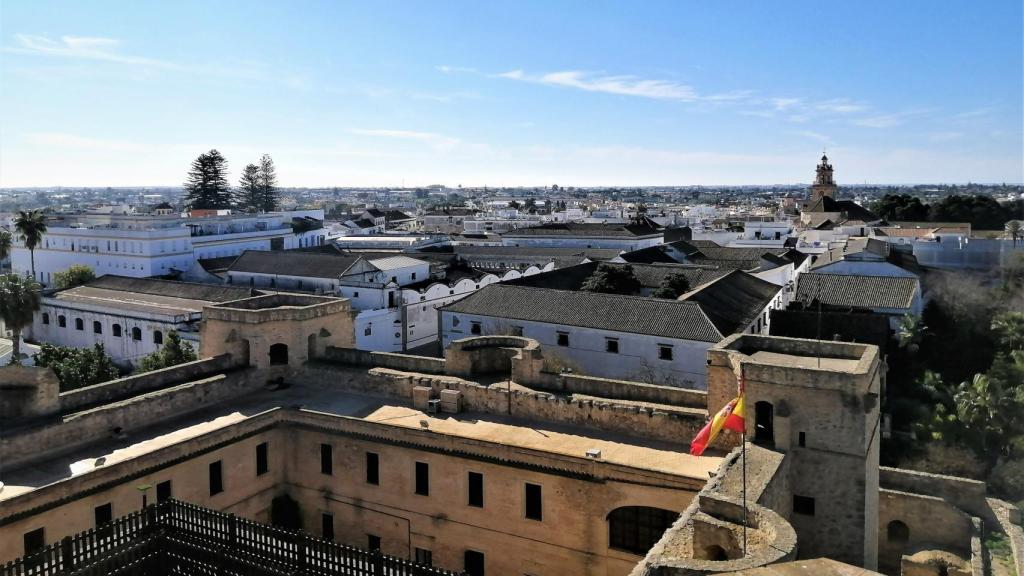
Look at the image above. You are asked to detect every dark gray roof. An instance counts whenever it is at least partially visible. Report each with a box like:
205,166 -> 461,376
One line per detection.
441,284 -> 722,342
228,250 -> 363,279
680,271 -> 780,335
795,273 -> 919,310
669,240 -> 789,271
505,261 -> 727,292
424,207 -> 478,216
385,210 -> 414,222
803,197 -> 879,222
86,275 -> 257,302
618,245 -> 681,264
503,220 -> 662,238
364,208 -> 386,218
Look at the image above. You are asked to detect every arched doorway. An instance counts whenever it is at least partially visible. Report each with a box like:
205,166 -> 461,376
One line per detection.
307,334 -> 317,360
887,520 -> 909,543
754,401 -> 775,447
269,343 -> 289,366
606,506 -> 680,556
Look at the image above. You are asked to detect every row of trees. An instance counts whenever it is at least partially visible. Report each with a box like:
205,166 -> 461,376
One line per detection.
870,194 -> 1024,230
185,150 -> 279,212
579,264 -> 691,299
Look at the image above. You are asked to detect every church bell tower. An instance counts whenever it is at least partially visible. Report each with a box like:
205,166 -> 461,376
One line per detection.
810,153 -> 838,201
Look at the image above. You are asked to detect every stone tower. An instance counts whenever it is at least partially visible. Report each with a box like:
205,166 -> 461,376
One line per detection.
706,334 -> 882,570
810,153 -> 838,201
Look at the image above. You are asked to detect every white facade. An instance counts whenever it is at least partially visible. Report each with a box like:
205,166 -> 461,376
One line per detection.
440,313 -> 712,389
352,265 -> 552,352
29,300 -> 201,367
12,210 -> 326,286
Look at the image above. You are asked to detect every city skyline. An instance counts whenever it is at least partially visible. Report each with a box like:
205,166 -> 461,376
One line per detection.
1,0 -> 1021,188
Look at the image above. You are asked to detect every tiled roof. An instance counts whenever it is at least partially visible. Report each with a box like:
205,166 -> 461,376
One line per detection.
228,250 -> 363,279
618,245 -> 681,264
506,261 -> 727,292
85,275 -> 256,302
369,255 -> 428,271
441,284 -> 723,342
803,197 -> 879,222
502,220 -> 663,238
795,273 -> 919,310
669,240 -> 789,271
680,271 -> 780,335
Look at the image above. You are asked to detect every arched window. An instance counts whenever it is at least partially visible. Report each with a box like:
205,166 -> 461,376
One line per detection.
269,343 -> 288,366
75,318 -> 84,331
887,520 -> 909,543
93,321 -> 102,334
607,506 -> 680,555
112,324 -> 122,337
131,327 -> 142,341
42,313 -> 50,325
153,330 -> 163,345
58,315 -> 66,328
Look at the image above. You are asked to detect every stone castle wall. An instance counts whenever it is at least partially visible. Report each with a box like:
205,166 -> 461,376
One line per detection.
59,354 -> 241,413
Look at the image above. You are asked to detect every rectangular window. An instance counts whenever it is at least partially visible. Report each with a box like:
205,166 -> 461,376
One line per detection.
464,550 -> 485,576
658,345 -> 673,361
605,338 -> 619,353
556,332 -> 569,346
256,442 -> 269,476
209,461 -> 223,495
94,503 -> 112,527
793,494 -> 815,516
366,452 -> 379,485
525,483 -> 542,521
798,432 -> 806,447
368,534 -> 381,551
321,513 -> 334,541
23,528 -> 44,556
415,548 -> 433,566
415,462 -> 429,496
320,444 -> 333,475
468,472 -> 484,507
470,322 -> 482,335
156,480 -> 172,503
511,326 -> 523,337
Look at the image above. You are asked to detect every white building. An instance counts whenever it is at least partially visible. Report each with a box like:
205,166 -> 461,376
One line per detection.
11,210 -> 326,286
440,270 -> 782,389
28,276 -> 257,367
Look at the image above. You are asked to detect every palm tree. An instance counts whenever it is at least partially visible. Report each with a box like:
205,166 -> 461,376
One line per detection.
1006,220 -> 1022,248
0,230 -> 11,272
15,210 -> 47,281
992,312 -> 1024,351
0,273 -> 41,364
897,314 -> 927,355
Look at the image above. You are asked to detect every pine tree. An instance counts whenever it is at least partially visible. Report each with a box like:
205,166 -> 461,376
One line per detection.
237,164 -> 262,212
184,149 -> 231,210
257,154 -> 278,212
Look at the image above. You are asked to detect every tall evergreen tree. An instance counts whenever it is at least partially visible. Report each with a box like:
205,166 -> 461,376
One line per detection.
184,149 -> 231,210
257,154 -> 278,212
237,163 -> 262,212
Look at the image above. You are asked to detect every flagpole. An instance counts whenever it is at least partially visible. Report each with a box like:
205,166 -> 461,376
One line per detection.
741,368 -> 748,556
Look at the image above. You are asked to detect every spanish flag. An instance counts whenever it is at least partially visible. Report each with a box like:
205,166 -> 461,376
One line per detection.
690,393 -> 746,456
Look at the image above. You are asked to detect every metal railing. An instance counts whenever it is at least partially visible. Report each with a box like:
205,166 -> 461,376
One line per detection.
2,499 -> 462,576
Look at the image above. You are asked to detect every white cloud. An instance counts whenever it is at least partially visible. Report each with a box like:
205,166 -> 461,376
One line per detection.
436,65 -> 478,74
25,132 -> 146,151
496,69 -> 705,101
6,34 -> 179,69
348,128 -> 461,151
814,99 -> 869,114
795,131 -> 833,143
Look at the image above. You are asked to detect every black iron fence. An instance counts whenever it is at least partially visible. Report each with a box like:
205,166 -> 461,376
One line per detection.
2,499 -> 462,576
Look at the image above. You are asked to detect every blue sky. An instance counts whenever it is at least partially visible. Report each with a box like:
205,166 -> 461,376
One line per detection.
1,0 -> 1021,187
